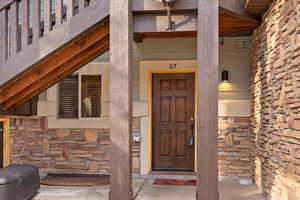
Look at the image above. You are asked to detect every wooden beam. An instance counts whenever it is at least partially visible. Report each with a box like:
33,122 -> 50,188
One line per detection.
109,0 -> 133,199
132,0 -> 258,25
134,32 -> 196,42
133,11 -> 257,39
197,0 -> 219,200
0,1 -> 109,86
133,13 -> 197,33
0,23 -> 109,104
4,36 -> 109,108
132,0 -> 197,13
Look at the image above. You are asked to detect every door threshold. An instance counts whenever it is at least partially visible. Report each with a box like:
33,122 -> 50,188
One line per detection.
150,170 -> 196,176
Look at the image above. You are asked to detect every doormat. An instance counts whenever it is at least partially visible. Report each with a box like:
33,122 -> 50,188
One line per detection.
153,179 -> 197,186
41,173 -> 109,187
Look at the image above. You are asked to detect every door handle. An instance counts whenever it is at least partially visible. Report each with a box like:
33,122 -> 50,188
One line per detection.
190,117 -> 195,129
189,116 -> 195,146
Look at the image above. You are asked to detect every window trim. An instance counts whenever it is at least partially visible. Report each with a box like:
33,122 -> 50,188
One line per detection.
80,74 -> 102,119
57,72 -> 103,120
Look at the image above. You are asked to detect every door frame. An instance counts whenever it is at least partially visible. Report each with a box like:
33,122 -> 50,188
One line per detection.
148,69 -> 197,173
138,60 -> 198,174
151,72 -> 196,172
0,118 -> 10,167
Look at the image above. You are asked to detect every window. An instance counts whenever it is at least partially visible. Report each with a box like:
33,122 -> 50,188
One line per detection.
81,75 -> 102,118
58,75 -> 79,119
58,74 -> 102,119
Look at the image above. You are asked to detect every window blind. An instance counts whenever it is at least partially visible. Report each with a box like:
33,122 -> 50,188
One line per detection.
58,75 -> 79,119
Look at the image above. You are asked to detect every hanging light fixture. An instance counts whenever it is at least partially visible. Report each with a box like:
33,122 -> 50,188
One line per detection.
222,70 -> 229,82
156,0 -> 177,30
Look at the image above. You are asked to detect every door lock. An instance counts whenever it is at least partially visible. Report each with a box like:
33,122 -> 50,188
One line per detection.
188,136 -> 195,146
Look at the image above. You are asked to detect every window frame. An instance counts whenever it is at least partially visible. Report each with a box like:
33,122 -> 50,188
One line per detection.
57,74 -> 79,119
57,72 -> 103,120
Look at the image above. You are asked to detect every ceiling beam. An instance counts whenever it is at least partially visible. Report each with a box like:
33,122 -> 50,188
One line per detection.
132,0 -> 197,13
133,11 -> 258,41
132,0 -> 259,24
134,13 -> 197,33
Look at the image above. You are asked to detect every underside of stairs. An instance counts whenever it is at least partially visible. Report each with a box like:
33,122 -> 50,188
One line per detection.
0,0 -> 109,109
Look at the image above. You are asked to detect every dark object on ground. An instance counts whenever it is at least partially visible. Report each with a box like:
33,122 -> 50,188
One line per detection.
0,164 -> 40,200
41,173 -> 110,187
153,179 -> 197,186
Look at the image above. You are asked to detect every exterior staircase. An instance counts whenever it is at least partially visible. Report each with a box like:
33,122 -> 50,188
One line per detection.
0,0 -> 109,109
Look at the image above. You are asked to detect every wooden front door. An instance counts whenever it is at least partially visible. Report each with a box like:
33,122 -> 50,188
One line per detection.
0,122 -> 3,168
152,73 -> 195,171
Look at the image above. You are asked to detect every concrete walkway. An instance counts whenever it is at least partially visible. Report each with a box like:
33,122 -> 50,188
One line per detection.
33,176 -> 266,200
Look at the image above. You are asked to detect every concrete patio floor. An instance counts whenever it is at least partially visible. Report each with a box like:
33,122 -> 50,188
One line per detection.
32,175 -> 266,200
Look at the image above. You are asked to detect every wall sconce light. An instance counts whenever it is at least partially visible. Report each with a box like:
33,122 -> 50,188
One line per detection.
222,70 -> 229,82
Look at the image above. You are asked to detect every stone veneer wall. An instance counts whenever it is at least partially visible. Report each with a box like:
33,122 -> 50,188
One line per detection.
9,117 -> 141,174
251,0 -> 300,199
218,117 -> 252,178
9,116 -> 253,178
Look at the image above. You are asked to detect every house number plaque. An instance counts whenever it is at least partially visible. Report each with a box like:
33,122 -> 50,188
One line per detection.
169,64 -> 177,69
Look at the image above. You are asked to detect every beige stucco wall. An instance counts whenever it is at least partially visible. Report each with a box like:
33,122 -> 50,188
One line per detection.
135,37 -> 251,118
38,37 -> 252,174
39,37 -> 251,121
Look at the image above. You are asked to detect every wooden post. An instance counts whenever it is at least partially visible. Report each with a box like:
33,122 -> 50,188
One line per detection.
109,0 -> 133,199
22,0 -> 30,48
44,0 -> 52,34
196,0 -> 219,200
79,0 -> 85,11
32,0 -> 41,41
0,9 -> 7,63
9,1 -> 18,55
55,0 -> 63,26
67,0 -> 74,20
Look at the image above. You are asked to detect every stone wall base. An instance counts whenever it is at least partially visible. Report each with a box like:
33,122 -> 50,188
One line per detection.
9,117 -> 141,174
8,116 -> 253,178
